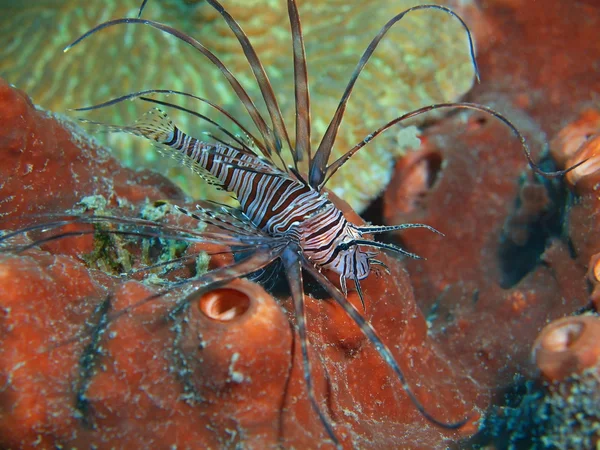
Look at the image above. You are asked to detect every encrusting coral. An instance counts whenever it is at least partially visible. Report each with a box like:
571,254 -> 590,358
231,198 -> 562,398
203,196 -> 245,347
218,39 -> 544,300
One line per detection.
472,316 -> 600,450
382,0 -> 600,446
0,0 -> 475,211
0,78 -> 480,449
3,0 -> 600,447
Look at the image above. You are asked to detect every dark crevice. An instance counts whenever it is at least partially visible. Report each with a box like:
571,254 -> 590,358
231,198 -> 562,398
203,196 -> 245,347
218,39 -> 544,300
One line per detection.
461,375 -> 547,450
422,151 -> 443,190
74,295 -> 112,429
360,192 -> 385,227
234,253 -> 330,300
497,157 -> 572,288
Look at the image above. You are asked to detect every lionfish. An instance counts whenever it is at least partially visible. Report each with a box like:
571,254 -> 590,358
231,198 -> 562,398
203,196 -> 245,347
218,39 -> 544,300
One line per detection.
0,0 -> 570,447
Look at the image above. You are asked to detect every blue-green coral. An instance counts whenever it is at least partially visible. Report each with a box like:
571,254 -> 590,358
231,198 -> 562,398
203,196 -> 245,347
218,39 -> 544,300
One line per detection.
474,371 -> 600,450
0,0 -> 475,210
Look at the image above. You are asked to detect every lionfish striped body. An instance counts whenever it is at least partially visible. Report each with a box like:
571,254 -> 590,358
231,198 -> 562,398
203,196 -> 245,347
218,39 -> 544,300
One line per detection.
135,110 -> 372,285
0,0 -> 562,447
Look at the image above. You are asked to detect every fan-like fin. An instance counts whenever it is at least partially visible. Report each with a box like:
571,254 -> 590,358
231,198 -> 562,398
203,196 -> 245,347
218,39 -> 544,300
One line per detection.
206,0 -> 293,156
0,214 -> 276,254
300,253 -> 471,430
281,246 -> 341,449
173,204 -> 260,237
309,5 -> 479,190
287,0 -> 312,165
64,18 -> 279,157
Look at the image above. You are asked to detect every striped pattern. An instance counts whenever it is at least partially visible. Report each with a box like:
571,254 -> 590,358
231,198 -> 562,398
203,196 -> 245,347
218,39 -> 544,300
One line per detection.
142,113 -> 371,281
23,2 -> 483,442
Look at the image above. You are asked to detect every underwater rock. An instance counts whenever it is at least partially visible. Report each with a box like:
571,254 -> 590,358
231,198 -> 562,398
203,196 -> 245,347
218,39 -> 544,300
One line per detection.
0,0 -> 475,211
0,78 -> 183,222
0,78 -> 481,448
383,0 -> 597,397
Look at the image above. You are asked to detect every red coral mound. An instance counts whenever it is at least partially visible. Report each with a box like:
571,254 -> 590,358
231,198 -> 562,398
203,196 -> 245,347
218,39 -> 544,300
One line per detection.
0,78 -> 478,448
0,78 -> 182,222
384,0 -> 598,403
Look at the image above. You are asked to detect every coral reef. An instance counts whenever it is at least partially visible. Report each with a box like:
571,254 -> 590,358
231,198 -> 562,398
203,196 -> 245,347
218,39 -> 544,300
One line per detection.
533,316 -> 600,383
0,0 -> 475,211
471,316 -> 600,450
383,0 -> 599,393
379,0 -> 600,446
3,0 -> 600,448
0,79 -> 479,449
381,0 -> 600,446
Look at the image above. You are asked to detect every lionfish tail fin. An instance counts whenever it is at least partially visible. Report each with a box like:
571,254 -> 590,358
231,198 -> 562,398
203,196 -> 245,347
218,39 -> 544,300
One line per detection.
130,108 -> 175,143
79,108 -> 176,144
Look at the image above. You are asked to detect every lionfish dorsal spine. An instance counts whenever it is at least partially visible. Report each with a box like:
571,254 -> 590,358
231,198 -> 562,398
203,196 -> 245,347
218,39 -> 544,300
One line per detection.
129,108 -> 289,190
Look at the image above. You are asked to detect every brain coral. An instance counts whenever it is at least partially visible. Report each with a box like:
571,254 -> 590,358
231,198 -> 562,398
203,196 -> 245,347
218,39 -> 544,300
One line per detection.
0,0 -> 475,210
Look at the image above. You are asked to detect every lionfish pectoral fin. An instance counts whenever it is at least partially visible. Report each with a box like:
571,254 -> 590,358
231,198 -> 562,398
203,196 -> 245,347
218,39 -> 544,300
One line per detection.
356,223 -> 443,236
310,5 -> 479,191
174,204 -> 259,237
300,253 -> 472,430
369,258 -> 391,276
353,276 -> 366,313
281,247 -> 341,449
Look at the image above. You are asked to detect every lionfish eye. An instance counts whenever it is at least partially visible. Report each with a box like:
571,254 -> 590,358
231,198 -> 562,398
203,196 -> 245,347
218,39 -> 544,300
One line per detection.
338,242 -> 351,251
198,288 -> 252,321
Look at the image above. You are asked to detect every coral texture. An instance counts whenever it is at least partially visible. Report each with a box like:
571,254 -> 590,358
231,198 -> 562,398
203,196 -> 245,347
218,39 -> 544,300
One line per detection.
382,0 -> 600,446
0,77 -> 183,221
0,79 -> 479,449
384,0 -> 599,392
3,0 -> 600,447
0,0 -> 474,211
